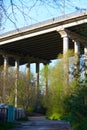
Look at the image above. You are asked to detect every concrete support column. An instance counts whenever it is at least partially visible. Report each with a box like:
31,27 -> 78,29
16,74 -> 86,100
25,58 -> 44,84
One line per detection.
3,56 -> 8,103
59,30 -> 69,85
74,41 -> 80,79
36,62 -> 39,94
43,63 -> 48,96
26,63 -> 30,83
63,36 -> 69,85
15,59 -> 19,107
84,45 -> 87,80
63,36 -> 69,54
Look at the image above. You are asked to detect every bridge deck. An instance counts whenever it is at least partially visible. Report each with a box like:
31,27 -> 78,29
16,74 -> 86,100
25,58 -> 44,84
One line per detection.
0,11 -> 87,66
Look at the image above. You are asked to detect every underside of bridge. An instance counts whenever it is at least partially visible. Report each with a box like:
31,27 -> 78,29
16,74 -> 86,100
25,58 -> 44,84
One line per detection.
0,11 -> 87,66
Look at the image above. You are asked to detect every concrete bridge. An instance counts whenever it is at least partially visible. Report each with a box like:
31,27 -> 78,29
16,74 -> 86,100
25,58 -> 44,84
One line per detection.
0,11 -> 87,107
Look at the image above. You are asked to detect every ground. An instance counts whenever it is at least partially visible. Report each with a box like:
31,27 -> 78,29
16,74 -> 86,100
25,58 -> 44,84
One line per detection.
10,116 -> 73,130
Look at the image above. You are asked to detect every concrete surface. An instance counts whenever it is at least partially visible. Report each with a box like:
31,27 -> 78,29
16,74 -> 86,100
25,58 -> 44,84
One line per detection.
11,116 -> 72,130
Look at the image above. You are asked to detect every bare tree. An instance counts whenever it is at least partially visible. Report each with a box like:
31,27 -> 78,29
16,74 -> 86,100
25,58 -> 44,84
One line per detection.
0,0 -> 3,28
0,0 -> 86,32
0,0 -> 74,31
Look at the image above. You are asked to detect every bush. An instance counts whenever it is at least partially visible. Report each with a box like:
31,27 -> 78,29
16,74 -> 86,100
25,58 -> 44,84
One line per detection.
63,82 -> 87,130
0,121 -> 19,130
47,113 -> 62,120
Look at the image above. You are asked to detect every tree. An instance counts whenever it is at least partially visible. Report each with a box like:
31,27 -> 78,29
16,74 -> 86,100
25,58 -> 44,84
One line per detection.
0,0 -> 61,28
63,80 -> 87,130
41,57 -> 70,120
0,65 -> 36,111
0,66 -> 16,104
17,71 -> 36,110
40,50 -> 86,122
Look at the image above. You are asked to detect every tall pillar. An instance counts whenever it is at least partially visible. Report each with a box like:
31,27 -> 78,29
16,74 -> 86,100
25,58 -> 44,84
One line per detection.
63,36 -> 69,54
84,45 -> 87,80
36,62 -> 39,95
3,56 -> 8,103
43,63 -> 48,96
26,63 -> 30,83
74,41 -> 80,79
26,63 -> 30,95
59,30 -> 69,85
15,59 -> 19,107
63,36 -> 69,85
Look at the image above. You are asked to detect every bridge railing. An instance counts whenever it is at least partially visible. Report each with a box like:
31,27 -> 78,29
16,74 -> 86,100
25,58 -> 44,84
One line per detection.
1,10 -> 87,37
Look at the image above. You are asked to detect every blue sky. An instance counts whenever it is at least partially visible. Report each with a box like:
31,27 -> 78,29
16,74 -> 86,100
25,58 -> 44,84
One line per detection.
1,0 -> 87,34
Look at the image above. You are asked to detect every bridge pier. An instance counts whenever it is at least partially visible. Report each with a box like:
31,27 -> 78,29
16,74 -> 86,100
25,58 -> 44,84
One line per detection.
63,34 -> 69,85
43,63 -> 48,96
35,62 -> 39,95
59,30 -> 69,85
59,29 -> 84,84
74,40 -> 80,79
26,63 -> 30,83
3,56 -> 8,103
84,45 -> 87,80
15,59 -> 19,107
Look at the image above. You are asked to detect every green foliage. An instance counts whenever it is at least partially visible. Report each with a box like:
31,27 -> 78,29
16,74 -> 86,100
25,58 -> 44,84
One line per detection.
17,72 -> 36,110
0,66 -> 36,111
27,106 -> 34,113
0,121 -> 19,130
43,60 -> 67,120
63,81 -> 87,130
40,51 -> 87,130
47,113 -> 61,120
18,116 -> 29,121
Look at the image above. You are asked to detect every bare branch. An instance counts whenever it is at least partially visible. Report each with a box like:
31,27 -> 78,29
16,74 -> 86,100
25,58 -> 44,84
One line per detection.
10,0 -> 17,21
1,4 -> 19,31
1,0 -> 85,31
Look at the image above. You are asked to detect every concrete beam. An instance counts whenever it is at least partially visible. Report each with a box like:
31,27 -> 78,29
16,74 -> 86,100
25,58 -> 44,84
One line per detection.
1,12 -> 87,45
58,29 -> 87,45
65,29 -> 87,45
0,50 -> 50,64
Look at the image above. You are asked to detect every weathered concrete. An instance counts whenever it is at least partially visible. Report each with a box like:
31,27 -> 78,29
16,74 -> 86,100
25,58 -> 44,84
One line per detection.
11,116 -> 72,130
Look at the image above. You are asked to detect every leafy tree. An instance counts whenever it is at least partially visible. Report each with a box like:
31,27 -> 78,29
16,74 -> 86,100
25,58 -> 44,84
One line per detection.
63,81 -> 87,130
42,60 -> 68,120
0,65 -> 36,111
40,50 -> 87,130
17,72 -> 36,111
0,66 -> 15,104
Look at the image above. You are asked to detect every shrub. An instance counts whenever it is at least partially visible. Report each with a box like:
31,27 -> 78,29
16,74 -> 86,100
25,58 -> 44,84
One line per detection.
63,82 -> 87,130
47,113 -> 62,120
